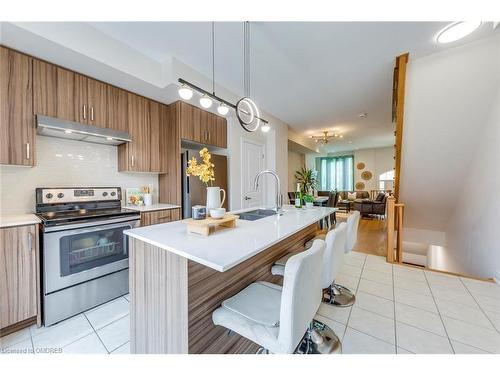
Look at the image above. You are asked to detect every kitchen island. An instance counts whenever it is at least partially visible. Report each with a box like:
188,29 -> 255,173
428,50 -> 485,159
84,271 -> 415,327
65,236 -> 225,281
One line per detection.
124,205 -> 336,354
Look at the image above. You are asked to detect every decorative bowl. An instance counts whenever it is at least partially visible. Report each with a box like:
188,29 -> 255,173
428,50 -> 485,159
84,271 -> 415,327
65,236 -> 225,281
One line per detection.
210,208 -> 226,219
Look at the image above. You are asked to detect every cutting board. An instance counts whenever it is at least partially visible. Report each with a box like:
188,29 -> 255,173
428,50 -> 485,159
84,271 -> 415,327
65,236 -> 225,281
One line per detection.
184,214 -> 238,236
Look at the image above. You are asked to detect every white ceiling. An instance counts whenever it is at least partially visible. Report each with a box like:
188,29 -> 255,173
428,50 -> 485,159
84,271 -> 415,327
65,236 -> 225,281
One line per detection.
89,22 -> 498,152
3,21 -> 498,153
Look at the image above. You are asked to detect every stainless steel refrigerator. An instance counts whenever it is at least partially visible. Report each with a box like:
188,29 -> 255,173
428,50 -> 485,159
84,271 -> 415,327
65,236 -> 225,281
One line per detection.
181,148 -> 228,219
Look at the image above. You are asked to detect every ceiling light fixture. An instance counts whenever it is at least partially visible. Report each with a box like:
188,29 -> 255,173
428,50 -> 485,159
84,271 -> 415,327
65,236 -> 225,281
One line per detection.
217,102 -> 229,116
177,22 -> 268,132
178,84 -> 193,100
199,94 -> 213,109
310,131 -> 344,144
436,21 -> 481,44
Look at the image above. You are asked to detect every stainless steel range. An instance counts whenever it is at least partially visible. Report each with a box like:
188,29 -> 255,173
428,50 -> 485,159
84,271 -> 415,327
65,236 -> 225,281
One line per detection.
36,187 -> 140,326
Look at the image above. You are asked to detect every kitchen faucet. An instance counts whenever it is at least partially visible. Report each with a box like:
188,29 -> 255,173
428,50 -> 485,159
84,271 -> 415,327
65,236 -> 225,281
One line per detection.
253,170 -> 283,214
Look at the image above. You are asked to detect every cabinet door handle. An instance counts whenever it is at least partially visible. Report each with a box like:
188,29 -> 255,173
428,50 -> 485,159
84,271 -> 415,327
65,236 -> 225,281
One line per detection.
90,106 -> 94,121
28,232 -> 33,252
131,155 -> 135,167
26,142 -> 30,160
83,105 -> 87,120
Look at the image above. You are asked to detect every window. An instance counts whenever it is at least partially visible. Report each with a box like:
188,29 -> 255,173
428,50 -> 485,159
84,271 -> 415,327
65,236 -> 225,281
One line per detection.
378,170 -> 395,190
315,155 -> 354,191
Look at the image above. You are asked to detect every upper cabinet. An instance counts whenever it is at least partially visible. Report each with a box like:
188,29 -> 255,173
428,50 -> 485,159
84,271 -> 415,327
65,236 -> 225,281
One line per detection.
118,94 -> 168,174
177,101 -> 227,148
106,85 -> 128,132
33,60 -> 107,127
0,47 -> 35,166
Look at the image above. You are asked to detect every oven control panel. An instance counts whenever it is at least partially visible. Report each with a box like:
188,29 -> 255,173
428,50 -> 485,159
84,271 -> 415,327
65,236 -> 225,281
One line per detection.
37,188 -> 121,204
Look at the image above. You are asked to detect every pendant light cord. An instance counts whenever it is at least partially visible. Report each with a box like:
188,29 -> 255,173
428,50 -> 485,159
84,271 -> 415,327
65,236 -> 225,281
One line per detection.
243,21 -> 251,98
212,22 -> 215,95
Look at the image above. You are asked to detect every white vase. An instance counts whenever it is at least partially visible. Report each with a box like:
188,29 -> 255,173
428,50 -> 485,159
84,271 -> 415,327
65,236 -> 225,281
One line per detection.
143,193 -> 152,206
206,187 -> 226,213
305,202 -> 314,209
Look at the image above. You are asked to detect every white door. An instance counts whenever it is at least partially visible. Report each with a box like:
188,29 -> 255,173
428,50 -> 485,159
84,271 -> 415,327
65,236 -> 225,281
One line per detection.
241,139 -> 264,208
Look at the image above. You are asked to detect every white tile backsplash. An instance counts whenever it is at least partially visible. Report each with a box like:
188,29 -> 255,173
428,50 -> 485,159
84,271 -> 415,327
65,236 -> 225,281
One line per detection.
0,136 -> 159,214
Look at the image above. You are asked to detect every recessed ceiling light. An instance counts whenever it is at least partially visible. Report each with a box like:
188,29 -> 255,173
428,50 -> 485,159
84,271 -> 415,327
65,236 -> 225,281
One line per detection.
64,130 -> 72,134
358,113 -> 368,119
436,22 -> 482,44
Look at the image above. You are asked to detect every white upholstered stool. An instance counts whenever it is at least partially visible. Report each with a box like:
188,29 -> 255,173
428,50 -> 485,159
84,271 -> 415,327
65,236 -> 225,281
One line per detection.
212,240 -> 328,354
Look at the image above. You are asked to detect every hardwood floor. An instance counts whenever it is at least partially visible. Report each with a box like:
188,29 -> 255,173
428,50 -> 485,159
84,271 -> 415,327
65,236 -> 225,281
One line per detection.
336,213 -> 387,257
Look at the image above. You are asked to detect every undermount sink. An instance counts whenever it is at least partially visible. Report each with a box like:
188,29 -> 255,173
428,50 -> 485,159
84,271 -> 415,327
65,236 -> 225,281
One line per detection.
237,209 -> 279,221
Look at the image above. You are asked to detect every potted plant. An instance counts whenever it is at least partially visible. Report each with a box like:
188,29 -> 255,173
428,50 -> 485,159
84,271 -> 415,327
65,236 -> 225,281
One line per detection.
294,167 -> 318,196
303,194 -> 314,209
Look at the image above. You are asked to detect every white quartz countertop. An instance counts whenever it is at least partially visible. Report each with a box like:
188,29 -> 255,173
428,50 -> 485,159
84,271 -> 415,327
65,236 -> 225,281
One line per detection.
124,205 -> 336,272
123,204 -> 181,212
0,214 -> 41,228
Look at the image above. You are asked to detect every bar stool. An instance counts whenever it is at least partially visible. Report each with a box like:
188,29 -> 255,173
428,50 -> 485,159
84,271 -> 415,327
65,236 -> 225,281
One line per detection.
272,223 -> 348,307
212,240 -> 337,354
301,211 -> 360,306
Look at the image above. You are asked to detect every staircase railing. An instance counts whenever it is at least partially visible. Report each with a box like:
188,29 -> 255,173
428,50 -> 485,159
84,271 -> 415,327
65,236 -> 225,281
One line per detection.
386,196 -> 405,263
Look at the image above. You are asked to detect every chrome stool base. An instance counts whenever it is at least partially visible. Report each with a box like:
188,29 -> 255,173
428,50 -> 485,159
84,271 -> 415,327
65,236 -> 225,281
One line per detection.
295,319 -> 342,354
323,284 -> 356,307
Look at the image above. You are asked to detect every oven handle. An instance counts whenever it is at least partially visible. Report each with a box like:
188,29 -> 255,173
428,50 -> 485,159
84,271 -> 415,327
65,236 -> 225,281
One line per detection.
43,215 -> 140,233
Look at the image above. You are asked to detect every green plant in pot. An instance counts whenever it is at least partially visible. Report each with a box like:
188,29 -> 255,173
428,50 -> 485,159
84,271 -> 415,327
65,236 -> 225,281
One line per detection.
303,194 -> 314,208
294,167 -> 318,196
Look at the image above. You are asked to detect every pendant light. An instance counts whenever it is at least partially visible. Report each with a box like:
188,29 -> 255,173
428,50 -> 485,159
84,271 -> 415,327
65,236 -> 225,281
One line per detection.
178,84 -> 193,100
217,102 -> 229,115
199,94 -> 213,108
177,22 -> 269,131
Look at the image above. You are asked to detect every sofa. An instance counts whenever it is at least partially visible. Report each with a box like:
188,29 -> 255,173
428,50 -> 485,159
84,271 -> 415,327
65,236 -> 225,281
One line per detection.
352,192 -> 388,218
335,191 -> 370,211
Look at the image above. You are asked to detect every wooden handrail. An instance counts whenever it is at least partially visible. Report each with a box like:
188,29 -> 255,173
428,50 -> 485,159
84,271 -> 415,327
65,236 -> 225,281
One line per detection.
393,53 -> 409,202
386,196 -> 405,263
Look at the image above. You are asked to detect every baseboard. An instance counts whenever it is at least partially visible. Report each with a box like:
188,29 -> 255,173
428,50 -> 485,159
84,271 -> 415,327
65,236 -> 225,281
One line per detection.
0,316 -> 37,338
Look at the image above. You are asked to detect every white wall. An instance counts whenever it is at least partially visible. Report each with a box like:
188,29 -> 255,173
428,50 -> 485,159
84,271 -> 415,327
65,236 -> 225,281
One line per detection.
0,136 -> 159,214
401,34 -> 500,231
400,34 -> 500,277
305,146 -> 394,191
443,86 -> 500,278
288,151 -> 305,193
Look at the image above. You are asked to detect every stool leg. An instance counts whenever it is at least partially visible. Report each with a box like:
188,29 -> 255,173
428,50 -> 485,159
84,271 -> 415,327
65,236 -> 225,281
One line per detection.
331,283 -> 356,307
295,319 -> 342,354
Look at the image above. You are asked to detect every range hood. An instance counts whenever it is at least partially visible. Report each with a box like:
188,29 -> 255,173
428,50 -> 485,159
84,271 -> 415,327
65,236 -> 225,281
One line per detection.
36,115 -> 131,146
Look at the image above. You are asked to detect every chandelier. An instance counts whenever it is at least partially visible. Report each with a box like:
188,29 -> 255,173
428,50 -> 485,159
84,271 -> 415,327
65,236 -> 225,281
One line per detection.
177,22 -> 269,133
310,131 -> 344,144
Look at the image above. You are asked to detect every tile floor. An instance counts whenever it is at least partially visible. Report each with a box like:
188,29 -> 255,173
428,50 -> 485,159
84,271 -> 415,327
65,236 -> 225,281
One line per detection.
1,252 -> 499,354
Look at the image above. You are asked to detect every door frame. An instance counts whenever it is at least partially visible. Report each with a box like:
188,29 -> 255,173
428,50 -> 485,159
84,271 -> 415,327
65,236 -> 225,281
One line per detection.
240,137 -> 266,208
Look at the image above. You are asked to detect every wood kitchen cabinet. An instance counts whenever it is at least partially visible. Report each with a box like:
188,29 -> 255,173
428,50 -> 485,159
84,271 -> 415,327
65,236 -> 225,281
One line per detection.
140,208 -> 181,226
86,78 -> 107,126
106,85 -> 128,132
177,101 -> 227,148
33,59 -> 79,123
33,59 -> 107,126
0,47 -> 35,166
118,93 -> 150,172
0,224 -> 39,330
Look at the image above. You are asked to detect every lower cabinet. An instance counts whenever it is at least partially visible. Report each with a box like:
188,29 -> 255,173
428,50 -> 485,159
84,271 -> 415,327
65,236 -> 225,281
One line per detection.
0,224 -> 39,330
140,208 -> 181,226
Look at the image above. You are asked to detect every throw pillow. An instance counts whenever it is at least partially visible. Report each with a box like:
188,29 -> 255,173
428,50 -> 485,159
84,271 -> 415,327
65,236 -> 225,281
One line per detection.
376,192 -> 385,201
347,192 -> 357,201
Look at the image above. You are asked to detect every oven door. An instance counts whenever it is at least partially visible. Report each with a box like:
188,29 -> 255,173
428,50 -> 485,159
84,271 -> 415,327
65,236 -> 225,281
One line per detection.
43,218 -> 139,294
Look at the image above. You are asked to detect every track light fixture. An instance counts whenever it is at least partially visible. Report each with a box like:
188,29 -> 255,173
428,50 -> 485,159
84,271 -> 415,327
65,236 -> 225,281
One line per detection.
177,22 -> 268,132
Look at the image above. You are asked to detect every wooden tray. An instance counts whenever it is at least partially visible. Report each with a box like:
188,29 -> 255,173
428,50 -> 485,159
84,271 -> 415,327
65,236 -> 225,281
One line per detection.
184,214 -> 238,236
